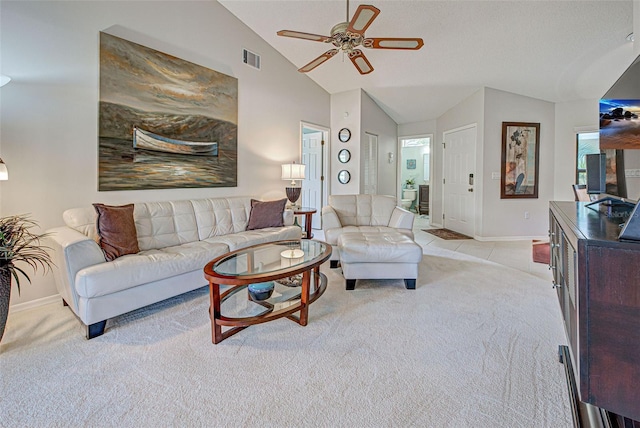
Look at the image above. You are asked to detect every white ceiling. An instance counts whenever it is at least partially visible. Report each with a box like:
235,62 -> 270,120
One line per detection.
219,0 -> 637,125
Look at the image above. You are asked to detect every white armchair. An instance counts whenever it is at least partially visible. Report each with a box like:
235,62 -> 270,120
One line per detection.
321,194 -> 415,267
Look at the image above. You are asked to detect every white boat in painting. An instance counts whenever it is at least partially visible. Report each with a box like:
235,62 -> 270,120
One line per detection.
133,127 -> 218,156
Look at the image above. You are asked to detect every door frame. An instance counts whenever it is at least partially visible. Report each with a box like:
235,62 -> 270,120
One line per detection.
300,121 -> 330,223
442,123 -> 477,237
397,134 -> 434,209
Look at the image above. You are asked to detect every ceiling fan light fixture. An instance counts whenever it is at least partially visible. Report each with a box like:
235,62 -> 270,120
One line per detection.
277,2 -> 422,75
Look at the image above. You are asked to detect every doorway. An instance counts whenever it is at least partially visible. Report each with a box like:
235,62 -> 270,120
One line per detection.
301,122 -> 329,230
398,135 -> 432,214
362,132 -> 378,194
442,124 -> 476,237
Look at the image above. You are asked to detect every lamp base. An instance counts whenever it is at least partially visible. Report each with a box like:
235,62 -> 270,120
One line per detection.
285,187 -> 301,208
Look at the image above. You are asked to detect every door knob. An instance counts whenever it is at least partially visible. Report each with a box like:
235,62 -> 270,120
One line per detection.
468,188 -> 473,192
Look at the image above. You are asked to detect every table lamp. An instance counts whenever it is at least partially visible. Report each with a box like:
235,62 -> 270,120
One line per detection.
0,158 -> 8,181
281,162 -> 305,208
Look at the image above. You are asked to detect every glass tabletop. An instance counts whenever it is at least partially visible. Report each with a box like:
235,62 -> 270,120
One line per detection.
212,240 -> 329,277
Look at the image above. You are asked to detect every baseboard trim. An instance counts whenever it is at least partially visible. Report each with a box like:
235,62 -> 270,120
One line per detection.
10,294 -> 61,313
474,235 -> 548,242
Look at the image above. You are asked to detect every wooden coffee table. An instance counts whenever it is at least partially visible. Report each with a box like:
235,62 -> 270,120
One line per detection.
203,240 -> 332,344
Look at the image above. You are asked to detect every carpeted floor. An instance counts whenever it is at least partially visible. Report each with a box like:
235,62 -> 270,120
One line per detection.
0,246 -> 571,427
423,228 -> 473,240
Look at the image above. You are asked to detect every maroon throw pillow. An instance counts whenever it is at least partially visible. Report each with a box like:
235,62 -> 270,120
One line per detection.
246,199 -> 287,230
93,203 -> 140,261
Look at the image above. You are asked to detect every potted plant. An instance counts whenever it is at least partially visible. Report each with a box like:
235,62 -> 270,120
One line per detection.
0,214 -> 53,342
405,178 -> 415,189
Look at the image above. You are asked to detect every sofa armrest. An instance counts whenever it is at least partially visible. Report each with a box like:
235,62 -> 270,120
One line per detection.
46,226 -> 106,310
321,206 -> 342,231
283,209 -> 294,226
388,207 -> 414,231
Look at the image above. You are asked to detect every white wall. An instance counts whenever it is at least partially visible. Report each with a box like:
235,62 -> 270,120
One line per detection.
398,120 -> 437,138
481,88 -> 555,239
553,99 -> 599,201
0,1 -> 330,306
330,90 -> 361,195
360,90 -> 397,197
435,88 -> 484,229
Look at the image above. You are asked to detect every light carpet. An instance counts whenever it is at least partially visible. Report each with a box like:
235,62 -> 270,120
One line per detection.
0,247 -> 571,427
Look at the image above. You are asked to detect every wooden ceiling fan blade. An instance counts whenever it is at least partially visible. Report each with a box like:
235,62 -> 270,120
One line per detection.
298,49 -> 339,73
346,5 -> 380,35
277,30 -> 332,43
363,38 -> 425,50
348,49 -> 373,75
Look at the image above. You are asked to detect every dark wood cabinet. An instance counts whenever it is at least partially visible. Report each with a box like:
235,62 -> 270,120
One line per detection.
549,201 -> 640,427
418,185 -> 429,215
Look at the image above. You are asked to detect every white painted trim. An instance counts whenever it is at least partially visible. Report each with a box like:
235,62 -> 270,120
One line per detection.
430,222 -> 443,228
573,126 -> 599,133
397,133 -> 433,206
474,235 -> 549,242
442,123 -> 478,236
10,294 -> 61,313
301,121 -> 331,221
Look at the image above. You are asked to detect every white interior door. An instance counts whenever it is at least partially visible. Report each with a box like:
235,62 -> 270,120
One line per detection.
362,133 -> 378,194
301,129 -> 324,229
443,125 -> 476,237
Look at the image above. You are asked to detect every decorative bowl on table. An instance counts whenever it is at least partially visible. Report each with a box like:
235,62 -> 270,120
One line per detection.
247,282 -> 275,301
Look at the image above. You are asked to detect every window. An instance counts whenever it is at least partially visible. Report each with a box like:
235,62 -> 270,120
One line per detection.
576,132 -> 600,184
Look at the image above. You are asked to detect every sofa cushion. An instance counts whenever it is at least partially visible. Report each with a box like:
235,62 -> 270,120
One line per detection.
247,199 -> 287,230
325,225 -> 414,245
75,240 -> 230,298
93,203 -> 140,261
208,225 -> 302,252
327,195 -> 397,227
135,200 -> 199,251
192,197 -> 253,240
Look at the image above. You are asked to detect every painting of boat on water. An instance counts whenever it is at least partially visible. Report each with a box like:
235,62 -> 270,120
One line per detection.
600,99 -> 640,150
133,127 -> 218,156
99,32 -> 237,191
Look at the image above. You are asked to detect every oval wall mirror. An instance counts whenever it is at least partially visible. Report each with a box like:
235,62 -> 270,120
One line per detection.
338,170 -> 351,184
338,128 -> 351,142
338,149 -> 351,163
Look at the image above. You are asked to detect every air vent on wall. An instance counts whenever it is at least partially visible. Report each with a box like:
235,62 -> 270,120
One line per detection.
243,49 -> 261,70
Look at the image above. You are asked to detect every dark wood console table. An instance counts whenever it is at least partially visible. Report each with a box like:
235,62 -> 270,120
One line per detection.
549,201 -> 640,427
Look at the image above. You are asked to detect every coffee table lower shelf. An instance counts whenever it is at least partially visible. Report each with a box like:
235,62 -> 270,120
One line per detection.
209,271 -> 327,344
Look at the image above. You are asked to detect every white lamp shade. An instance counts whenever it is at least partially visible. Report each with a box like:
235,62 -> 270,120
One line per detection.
0,75 -> 11,87
0,160 -> 8,181
281,163 -> 306,180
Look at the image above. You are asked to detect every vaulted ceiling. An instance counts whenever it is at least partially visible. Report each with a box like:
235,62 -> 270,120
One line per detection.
219,0 -> 636,124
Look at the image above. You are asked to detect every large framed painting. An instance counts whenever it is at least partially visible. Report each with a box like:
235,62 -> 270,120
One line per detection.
500,122 -> 540,199
98,32 -> 237,191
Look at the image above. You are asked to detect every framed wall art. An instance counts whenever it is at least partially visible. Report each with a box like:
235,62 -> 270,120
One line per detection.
500,122 -> 540,199
98,32 -> 238,191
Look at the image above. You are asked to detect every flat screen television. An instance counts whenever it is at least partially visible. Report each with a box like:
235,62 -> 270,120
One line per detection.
599,53 -> 640,203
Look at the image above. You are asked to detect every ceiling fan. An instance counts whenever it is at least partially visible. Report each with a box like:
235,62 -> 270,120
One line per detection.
277,1 -> 424,75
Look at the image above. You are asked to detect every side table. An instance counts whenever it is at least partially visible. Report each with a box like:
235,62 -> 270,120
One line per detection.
293,207 -> 317,239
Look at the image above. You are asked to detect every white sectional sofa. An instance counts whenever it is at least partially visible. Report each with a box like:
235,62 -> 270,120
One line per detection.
47,197 -> 301,339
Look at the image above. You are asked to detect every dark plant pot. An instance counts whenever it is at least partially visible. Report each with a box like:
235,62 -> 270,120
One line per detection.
0,271 -> 11,342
